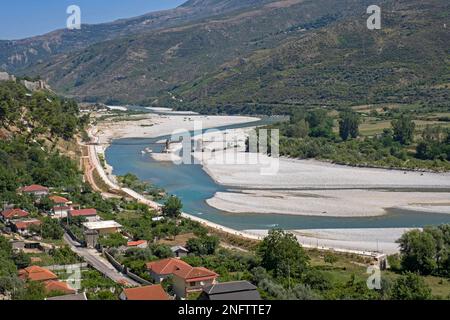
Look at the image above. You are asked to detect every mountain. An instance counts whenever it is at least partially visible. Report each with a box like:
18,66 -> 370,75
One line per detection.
0,0 -> 270,73
1,0 -> 449,113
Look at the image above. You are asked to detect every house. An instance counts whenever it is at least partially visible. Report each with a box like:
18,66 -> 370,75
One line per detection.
0,208 -> 29,222
171,246 -> 189,258
18,266 -> 76,296
52,206 -> 73,219
119,285 -> 170,301
20,185 -> 49,197
44,280 -> 76,295
19,266 -> 58,282
12,219 -> 42,236
46,292 -> 87,301
49,195 -> 70,206
127,240 -> 148,249
82,220 -> 122,235
199,281 -> 261,300
69,208 -> 99,222
173,266 -> 218,299
146,258 -> 192,283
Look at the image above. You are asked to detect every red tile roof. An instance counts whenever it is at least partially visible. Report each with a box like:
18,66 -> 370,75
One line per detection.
69,208 -> 97,217
21,185 -> 49,193
173,267 -> 218,282
121,285 -> 169,300
127,240 -> 148,247
19,266 -> 58,282
44,280 -> 76,295
146,258 -> 192,276
49,196 -> 69,204
13,219 -> 42,230
1,208 -> 29,219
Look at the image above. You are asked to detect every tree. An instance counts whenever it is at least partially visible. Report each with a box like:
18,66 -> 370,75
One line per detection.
390,272 -> 432,300
12,251 -> 31,269
13,280 -> 46,300
98,233 -> 127,248
391,114 -> 415,145
41,217 -> 64,240
339,110 -> 360,141
162,196 -> 183,218
257,229 -> 309,279
186,236 -> 219,256
397,225 -> 450,276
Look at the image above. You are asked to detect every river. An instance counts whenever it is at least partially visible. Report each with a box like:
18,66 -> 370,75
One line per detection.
104,111 -> 450,231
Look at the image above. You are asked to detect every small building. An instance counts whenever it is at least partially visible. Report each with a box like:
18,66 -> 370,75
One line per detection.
46,292 -> 87,301
146,258 -> 192,283
0,208 -> 29,222
85,229 -> 99,249
52,206 -> 73,219
11,219 -> 42,236
69,208 -> 99,222
19,266 -> 58,282
49,195 -> 70,207
44,280 -> 76,296
171,245 -> 189,258
119,285 -> 170,301
82,220 -> 122,235
127,240 -> 148,249
173,266 -> 218,299
199,281 -> 261,300
20,185 -> 49,197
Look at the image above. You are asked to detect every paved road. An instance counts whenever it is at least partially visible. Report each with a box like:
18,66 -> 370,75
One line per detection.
63,233 -> 139,286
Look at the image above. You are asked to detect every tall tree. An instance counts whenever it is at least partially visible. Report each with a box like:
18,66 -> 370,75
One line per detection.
162,196 -> 183,218
257,229 -> 309,279
339,110 -> 360,141
391,114 -> 416,145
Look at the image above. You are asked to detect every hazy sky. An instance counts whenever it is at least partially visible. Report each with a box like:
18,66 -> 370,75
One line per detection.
0,0 -> 186,40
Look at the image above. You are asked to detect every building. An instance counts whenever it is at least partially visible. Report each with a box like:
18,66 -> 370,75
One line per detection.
44,280 -> 76,295
20,185 -> 49,197
0,208 -> 29,222
18,266 -> 76,296
12,219 -> 42,236
69,208 -> 99,222
127,240 -> 148,249
173,266 -> 218,299
199,281 -> 261,300
119,285 -> 169,301
19,266 -> 58,282
46,293 -> 87,301
82,220 -> 122,235
49,195 -> 70,206
52,206 -> 73,219
171,245 -> 189,258
146,258 -> 192,283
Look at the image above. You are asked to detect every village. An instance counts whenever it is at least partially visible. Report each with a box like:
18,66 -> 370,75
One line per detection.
0,183 -> 262,301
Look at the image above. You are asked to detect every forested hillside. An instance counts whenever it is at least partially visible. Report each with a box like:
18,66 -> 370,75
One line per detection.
0,80 -> 87,202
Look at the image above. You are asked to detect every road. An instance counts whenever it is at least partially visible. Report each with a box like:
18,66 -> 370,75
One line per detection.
63,233 -> 139,286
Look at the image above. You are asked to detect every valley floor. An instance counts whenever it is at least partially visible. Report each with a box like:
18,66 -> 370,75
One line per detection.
92,111 -> 450,254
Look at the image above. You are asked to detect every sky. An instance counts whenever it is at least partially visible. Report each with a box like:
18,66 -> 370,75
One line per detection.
0,0 -> 187,40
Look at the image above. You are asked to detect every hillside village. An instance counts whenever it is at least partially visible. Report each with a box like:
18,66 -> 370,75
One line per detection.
1,182 -> 263,300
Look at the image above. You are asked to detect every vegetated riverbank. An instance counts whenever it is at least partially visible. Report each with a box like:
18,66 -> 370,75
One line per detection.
91,110 -> 450,254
